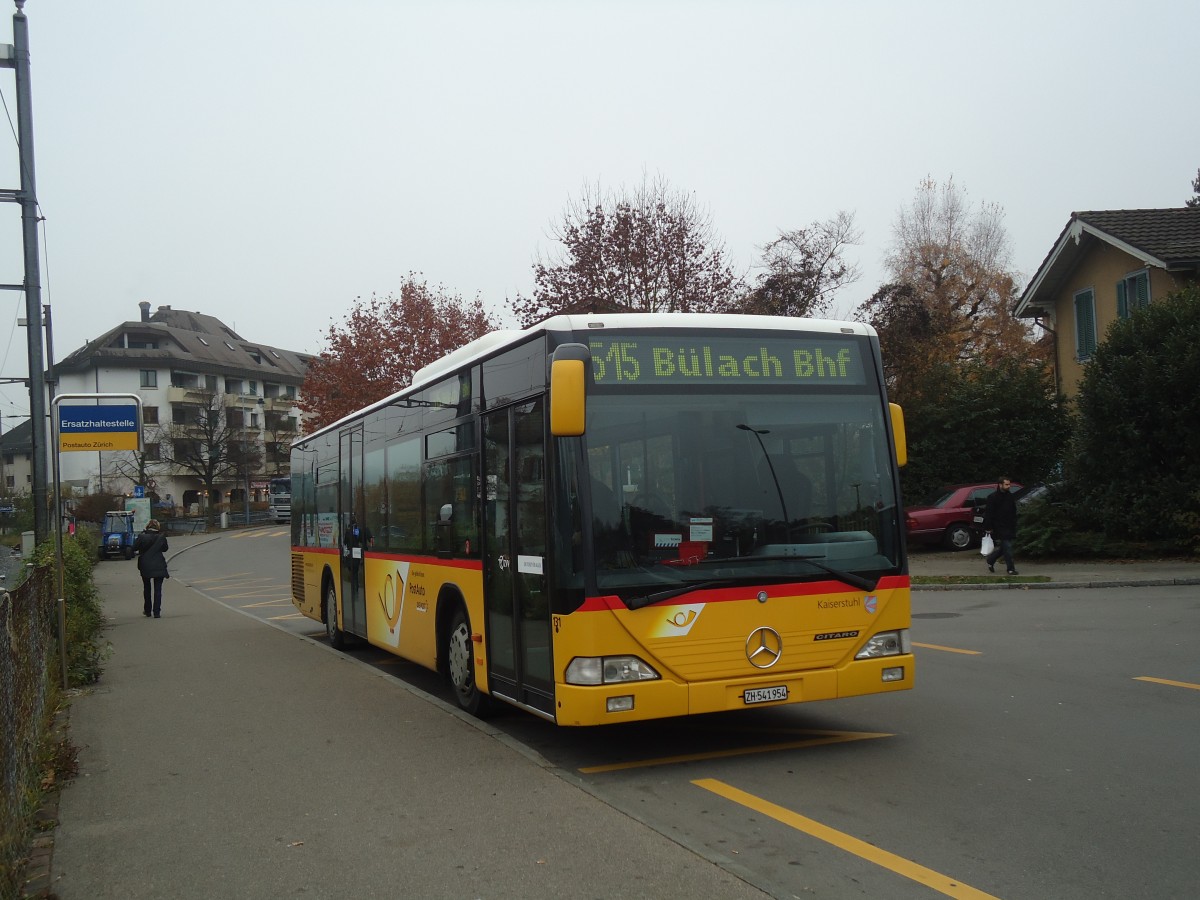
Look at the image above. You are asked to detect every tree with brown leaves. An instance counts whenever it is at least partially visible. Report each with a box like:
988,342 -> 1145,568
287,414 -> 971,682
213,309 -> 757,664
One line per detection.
857,176 -> 1049,401
511,176 -> 742,326
299,276 -> 497,430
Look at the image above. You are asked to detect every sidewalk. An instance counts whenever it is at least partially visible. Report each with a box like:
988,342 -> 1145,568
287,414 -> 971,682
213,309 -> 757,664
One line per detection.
25,542 -> 1199,898
32,541 -> 772,900
908,550 -> 1200,590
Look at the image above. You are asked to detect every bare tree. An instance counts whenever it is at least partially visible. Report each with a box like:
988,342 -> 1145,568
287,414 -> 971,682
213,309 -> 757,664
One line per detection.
738,211 -> 862,318
157,390 -> 262,524
262,409 -> 298,477
100,448 -> 169,499
512,175 -> 743,326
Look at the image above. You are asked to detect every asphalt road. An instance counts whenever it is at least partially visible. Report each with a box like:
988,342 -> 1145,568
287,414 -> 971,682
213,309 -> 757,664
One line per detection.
170,529 -> 1200,900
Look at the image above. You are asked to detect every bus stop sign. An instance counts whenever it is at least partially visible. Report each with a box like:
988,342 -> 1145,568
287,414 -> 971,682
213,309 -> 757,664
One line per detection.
58,404 -> 141,452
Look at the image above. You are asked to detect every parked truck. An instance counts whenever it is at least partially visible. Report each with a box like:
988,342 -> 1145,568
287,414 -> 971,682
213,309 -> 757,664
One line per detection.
268,476 -> 291,523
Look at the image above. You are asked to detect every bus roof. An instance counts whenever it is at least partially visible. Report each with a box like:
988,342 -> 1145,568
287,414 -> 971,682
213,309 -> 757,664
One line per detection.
296,313 -> 877,445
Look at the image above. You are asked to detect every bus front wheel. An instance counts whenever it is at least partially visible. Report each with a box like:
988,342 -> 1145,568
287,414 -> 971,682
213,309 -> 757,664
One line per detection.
325,581 -> 346,650
446,607 -> 489,716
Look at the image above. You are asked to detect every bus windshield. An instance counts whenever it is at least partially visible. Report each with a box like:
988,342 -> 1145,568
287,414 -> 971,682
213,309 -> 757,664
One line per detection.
576,389 -> 901,600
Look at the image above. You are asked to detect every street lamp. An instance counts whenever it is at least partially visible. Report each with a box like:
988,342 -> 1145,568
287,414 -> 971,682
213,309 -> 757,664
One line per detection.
737,423 -> 790,539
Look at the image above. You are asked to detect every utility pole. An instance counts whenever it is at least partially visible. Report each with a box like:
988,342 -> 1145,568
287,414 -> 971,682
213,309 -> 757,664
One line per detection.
1,2 -> 48,541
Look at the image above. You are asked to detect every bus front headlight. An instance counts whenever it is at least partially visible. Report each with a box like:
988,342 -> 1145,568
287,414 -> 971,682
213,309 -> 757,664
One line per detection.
854,629 -> 911,659
566,656 -> 660,685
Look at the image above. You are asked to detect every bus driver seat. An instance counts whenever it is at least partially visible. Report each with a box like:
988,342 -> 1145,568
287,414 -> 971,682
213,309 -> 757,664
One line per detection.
755,456 -> 812,527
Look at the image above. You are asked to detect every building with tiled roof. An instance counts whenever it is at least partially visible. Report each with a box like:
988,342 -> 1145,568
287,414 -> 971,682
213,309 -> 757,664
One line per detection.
54,302 -> 312,512
1015,207 -> 1200,397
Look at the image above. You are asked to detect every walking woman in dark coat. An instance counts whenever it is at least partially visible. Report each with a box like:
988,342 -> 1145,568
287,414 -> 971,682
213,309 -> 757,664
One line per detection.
133,519 -> 170,617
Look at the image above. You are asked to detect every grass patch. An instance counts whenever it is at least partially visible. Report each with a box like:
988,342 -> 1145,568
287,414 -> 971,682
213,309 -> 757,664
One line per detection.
913,574 -> 1051,586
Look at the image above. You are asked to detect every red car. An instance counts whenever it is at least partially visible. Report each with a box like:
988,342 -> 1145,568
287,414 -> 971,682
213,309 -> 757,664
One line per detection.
904,482 -> 1021,551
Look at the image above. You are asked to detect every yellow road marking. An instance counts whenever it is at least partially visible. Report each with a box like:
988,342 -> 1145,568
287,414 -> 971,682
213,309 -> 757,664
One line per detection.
693,779 -> 1000,900
268,613 -> 308,621
1135,676 -> 1200,692
579,730 -> 891,774
913,642 -> 981,655
241,598 -> 292,608
189,575 -> 243,584
189,574 -> 267,585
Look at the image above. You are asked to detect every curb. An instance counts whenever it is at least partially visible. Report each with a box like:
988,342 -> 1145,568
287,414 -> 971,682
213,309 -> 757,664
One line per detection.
913,577 -> 1200,591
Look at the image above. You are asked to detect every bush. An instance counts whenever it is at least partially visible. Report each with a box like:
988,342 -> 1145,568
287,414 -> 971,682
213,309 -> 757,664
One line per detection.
1067,284 -> 1200,554
900,358 -> 1071,502
30,530 -> 110,685
1017,491 -> 1181,559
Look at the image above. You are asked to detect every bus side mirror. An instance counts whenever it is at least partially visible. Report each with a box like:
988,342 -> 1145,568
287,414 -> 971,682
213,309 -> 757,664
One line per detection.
889,402 -> 907,467
550,344 -> 589,437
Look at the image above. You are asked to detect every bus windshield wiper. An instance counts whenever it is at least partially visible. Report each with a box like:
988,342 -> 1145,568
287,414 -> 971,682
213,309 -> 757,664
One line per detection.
626,581 -> 720,611
694,555 -> 878,593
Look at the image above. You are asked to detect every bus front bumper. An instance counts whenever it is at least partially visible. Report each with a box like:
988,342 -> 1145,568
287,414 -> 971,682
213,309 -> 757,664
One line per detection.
552,654 -> 914,726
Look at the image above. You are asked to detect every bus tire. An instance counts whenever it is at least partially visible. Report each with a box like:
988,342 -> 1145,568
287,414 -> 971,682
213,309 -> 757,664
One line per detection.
325,579 -> 346,650
446,606 -> 489,716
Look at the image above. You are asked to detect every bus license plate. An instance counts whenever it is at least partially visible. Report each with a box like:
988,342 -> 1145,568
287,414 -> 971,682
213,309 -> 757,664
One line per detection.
743,685 -> 788,705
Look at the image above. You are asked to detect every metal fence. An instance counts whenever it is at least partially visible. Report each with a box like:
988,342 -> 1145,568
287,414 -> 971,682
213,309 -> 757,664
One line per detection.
0,565 -> 54,899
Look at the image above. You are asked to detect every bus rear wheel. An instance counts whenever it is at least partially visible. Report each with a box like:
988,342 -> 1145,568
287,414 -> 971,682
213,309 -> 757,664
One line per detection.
446,607 -> 489,716
325,581 -> 346,650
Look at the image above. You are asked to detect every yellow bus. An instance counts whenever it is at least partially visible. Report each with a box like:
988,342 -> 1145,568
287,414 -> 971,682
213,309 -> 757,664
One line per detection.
289,313 -> 912,725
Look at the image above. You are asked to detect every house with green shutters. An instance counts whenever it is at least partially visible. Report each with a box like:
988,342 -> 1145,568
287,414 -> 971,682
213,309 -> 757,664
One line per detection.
1014,207 -> 1200,397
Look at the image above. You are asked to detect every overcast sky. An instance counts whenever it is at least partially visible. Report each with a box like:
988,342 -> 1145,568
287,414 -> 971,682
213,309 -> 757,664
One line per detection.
0,0 -> 1195,424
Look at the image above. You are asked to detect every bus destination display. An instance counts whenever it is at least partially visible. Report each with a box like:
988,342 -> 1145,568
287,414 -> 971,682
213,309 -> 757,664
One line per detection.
587,334 -> 867,386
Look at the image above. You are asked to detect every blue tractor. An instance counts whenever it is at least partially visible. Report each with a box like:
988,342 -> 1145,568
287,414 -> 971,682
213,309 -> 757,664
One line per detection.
99,511 -> 137,560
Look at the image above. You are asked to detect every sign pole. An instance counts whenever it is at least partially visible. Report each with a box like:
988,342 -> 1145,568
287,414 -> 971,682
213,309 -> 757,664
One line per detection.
51,393 -> 143,689
50,391 -> 65,687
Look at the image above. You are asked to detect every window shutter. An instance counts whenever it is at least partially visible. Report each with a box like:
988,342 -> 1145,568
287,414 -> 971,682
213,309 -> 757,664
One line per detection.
1074,289 -> 1096,359
1135,270 -> 1150,309
1119,271 -> 1151,318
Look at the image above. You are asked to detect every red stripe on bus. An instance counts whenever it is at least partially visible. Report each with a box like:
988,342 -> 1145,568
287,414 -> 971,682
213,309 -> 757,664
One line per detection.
574,574 -> 909,612
290,546 -> 484,572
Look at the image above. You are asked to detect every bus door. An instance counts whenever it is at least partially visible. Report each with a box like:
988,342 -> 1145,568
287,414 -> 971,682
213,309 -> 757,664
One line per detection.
483,399 -> 553,716
339,425 -> 367,637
